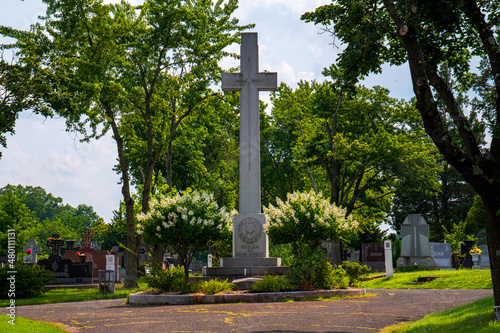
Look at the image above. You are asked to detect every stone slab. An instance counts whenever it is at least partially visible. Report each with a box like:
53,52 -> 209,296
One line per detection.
203,266 -> 290,277
128,288 -> 366,305
479,245 -> 490,268
221,257 -> 281,267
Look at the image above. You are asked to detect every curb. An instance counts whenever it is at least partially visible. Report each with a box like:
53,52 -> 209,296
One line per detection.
128,288 -> 366,305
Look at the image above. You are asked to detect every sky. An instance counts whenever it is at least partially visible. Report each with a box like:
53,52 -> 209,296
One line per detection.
0,0 -> 413,224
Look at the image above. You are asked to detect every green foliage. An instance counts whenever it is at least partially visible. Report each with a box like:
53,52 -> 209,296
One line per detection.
0,185 -> 104,257
288,247 -> 335,290
443,220 -> 476,253
194,279 -> 235,295
143,266 -> 191,294
332,266 -> 349,289
269,243 -> 294,266
250,274 -> 294,292
138,190 -> 233,279
0,262 -> 54,299
339,261 -> 371,287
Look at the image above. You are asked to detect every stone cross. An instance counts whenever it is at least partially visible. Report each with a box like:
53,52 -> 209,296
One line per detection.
23,239 -> 41,264
47,234 -> 64,256
80,228 -> 94,248
222,32 -> 277,216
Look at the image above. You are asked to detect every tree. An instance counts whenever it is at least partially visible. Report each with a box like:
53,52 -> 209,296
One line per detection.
0,58 -> 53,159
137,190 -> 233,280
268,81 -> 441,228
303,0 -> 500,307
1,0 -> 249,288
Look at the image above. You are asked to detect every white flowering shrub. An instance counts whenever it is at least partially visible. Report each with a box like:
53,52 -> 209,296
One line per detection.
137,190 -> 234,279
263,191 -> 358,248
263,191 -> 359,290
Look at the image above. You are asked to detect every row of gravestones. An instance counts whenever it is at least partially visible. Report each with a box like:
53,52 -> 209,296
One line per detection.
12,228 -> 121,284
359,214 -> 491,271
361,241 -> 490,271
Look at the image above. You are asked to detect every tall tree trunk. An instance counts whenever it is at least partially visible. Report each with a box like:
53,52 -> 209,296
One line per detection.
106,109 -> 139,289
484,200 -> 500,306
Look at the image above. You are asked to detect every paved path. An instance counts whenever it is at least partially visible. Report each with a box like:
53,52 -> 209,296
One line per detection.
2,289 -> 492,332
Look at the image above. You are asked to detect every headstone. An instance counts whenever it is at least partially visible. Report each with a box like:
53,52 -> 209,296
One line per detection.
323,240 -> 342,266
384,240 -> 393,278
461,241 -> 475,269
207,254 -> 213,268
63,229 -> 118,282
348,250 -> 360,262
23,239 -> 41,264
106,255 -> 115,270
362,243 -> 385,271
479,245 -> 490,268
429,242 -> 452,269
396,214 -> 436,268
189,261 -> 204,274
38,234 -> 92,284
204,32 -> 287,277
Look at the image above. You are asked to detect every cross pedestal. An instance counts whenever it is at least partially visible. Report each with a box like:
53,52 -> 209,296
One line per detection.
204,33 -> 288,277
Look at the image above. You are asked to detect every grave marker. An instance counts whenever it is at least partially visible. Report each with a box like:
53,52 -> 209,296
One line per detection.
429,242 -> 452,269
23,239 -> 41,264
362,243 -> 385,271
396,214 -> 436,268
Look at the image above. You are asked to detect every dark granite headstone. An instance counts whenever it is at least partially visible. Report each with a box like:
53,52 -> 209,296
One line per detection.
461,241 -> 475,268
38,234 -> 92,284
362,243 -> 385,271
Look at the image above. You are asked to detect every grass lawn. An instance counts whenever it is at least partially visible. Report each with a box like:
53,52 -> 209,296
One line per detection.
361,268 -> 492,289
381,296 -> 500,333
363,269 -> 496,332
0,314 -> 67,332
0,279 -> 148,307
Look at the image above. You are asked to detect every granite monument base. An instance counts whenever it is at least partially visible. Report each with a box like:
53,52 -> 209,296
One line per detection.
203,257 -> 289,277
396,256 -> 437,269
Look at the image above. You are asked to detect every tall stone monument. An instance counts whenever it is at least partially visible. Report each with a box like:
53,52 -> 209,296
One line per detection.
397,214 -> 436,268
204,32 -> 287,276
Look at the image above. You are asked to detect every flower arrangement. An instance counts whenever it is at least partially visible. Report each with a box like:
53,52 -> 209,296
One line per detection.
76,252 -> 89,256
470,246 -> 482,254
26,249 -> 32,254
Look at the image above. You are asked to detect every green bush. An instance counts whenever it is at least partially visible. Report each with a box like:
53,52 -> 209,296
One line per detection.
144,266 -> 191,293
332,266 -> 349,289
194,279 -> 235,295
0,262 -> 54,299
340,261 -> 371,287
251,274 -> 294,292
289,248 -> 334,290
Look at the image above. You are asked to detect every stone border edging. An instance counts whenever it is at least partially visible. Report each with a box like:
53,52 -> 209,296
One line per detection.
128,288 -> 366,305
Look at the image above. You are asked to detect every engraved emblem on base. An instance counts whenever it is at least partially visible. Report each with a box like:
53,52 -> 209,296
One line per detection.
233,214 -> 268,257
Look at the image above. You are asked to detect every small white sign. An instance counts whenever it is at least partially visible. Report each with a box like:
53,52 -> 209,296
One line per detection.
207,254 -> 213,268
106,255 -> 115,270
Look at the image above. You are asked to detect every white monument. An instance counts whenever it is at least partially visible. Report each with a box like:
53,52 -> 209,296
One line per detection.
203,32 -> 287,276
384,240 -> 393,278
397,214 -> 436,268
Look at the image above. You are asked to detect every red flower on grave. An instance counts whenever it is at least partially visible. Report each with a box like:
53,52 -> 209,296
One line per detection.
26,249 -> 32,254
77,252 -> 80,256
84,252 -> 88,256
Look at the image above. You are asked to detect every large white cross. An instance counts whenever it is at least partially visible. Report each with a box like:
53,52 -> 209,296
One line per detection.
222,33 -> 277,215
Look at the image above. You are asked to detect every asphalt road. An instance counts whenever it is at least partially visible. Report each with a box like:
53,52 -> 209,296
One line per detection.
2,289 -> 493,332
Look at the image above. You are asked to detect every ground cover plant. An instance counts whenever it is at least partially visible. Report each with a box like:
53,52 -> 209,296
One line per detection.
251,274 -> 294,292
361,269 -> 492,289
194,279 -> 236,295
382,296 -> 500,333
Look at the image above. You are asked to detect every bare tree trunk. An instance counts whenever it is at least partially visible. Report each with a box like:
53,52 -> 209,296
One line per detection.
106,109 -> 138,289
484,201 -> 500,307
